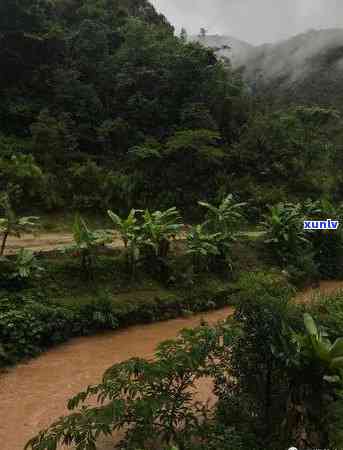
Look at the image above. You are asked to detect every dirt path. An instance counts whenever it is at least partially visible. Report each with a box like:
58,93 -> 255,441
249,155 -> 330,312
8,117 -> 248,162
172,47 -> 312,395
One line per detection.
4,233 -> 123,255
295,280 -> 343,303
0,307 -> 233,450
4,230 -> 190,255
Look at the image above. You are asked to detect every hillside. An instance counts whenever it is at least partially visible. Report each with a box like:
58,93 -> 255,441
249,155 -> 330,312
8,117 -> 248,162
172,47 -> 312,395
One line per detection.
190,34 -> 254,67
242,28 -> 343,107
197,28 -> 343,108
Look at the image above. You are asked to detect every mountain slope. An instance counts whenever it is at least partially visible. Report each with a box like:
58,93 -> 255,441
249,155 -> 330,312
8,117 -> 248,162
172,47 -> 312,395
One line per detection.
190,34 -> 254,67
196,28 -> 343,108
242,28 -> 343,107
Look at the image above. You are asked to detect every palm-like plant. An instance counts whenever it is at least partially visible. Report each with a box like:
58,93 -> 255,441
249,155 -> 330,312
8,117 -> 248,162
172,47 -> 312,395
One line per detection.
66,215 -> 110,277
199,194 -> 246,236
198,195 -> 245,267
261,202 -> 310,263
274,313 -> 343,448
141,207 -> 183,259
0,195 -> 39,256
186,224 -> 220,272
107,209 -> 142,277
299,313 -> 343,375
107,209 -> 140,249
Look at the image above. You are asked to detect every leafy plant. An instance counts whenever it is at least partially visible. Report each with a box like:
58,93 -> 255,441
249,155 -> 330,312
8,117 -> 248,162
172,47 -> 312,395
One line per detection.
108,209 -> 140,249
0,249 -> 43,286
199,194 -> 246,236
140,207 -> 183,259
107,208 -> 143,277
25,324 -> 227,450
65,215 -> 110,278
295,313 -> 343,376
0,194 -> 39,255
186,224 -> 220,272
261,202 -> 310,264
198,195 -> 245,270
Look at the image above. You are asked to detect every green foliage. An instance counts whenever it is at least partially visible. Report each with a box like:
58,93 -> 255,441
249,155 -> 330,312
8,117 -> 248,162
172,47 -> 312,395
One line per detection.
261,202 -> 310,264
65,215 -> 110,277
306,200 -> 343,279
0,293 -> 118,366
108,208 -> 142,277
25,323 -> 234,450
0,0 -> 249,215
0,249 -> 43,287
0,194 -> 39,255
140,207 -> 183,259
186,224 -> 220,273
198,194 -> 246,270
0,154 -> 44,207
199,194 -> 246,235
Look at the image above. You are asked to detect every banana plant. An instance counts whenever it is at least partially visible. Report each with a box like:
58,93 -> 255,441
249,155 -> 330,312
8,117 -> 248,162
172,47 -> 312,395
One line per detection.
107,209 -> 141,249
198,195 -> 244,267
261,202 -> 310,263
186,224 -> 220,272
301,313 -> 343,376
140,207 -> 183,259
199,194 -> 246,236
281,314 -> 343,448
66,215 -> 110,278
107,209 -> 143,277
0,194 -> 39,256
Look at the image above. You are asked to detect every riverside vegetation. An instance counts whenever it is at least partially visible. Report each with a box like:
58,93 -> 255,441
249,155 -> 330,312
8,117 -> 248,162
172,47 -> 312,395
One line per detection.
2,1 -> 343,449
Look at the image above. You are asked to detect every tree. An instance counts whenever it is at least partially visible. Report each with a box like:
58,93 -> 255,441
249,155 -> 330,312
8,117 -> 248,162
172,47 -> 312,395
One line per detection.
180,27 -> 187,42
0,194 -> 39,256
199,27 -> 207,39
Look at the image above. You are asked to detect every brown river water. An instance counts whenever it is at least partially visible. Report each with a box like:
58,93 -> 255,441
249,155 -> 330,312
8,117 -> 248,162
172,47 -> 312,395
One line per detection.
1,281 -> 343,450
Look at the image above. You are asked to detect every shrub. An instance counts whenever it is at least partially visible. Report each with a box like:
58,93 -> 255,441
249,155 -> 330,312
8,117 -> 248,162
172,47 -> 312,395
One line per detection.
261,202 -> 310,265
0,249 -> 43,287
25,324 -> 236,450
0,193 -> 40,255
0,293 -> 119,366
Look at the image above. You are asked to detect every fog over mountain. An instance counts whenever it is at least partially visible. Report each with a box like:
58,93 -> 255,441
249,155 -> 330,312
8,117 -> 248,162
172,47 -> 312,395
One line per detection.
192,28 -> 343,107
150,0 -> 343,44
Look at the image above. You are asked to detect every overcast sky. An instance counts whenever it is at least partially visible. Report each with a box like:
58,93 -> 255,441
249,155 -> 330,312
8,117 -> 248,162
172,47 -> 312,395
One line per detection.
149,0 -> 343,44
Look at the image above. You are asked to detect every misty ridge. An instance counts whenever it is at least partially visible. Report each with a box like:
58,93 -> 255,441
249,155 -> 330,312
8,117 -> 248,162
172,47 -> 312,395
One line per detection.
193,27 -> 343,104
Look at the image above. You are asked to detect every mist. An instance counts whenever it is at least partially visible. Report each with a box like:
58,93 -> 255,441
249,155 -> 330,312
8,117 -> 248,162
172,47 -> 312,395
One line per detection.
150,0 -> 343,44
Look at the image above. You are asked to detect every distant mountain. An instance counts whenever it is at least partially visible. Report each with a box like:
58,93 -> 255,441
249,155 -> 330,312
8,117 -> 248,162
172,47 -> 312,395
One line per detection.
190,34 -> 254,67
195,28 -> 343,108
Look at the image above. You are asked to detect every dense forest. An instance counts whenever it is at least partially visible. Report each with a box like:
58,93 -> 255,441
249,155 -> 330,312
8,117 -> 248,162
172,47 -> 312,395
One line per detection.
2,0 -> 343,219
3,2 -> 343,450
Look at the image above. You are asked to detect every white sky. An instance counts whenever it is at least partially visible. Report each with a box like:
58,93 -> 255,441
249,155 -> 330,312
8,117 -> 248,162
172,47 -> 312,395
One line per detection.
149,0 -> 343,44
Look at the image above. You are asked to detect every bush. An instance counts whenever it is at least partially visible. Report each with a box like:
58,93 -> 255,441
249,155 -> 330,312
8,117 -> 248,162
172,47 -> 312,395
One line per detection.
0,275 -> 235,366
0,250 -> 43,288
0,293 -> 118,366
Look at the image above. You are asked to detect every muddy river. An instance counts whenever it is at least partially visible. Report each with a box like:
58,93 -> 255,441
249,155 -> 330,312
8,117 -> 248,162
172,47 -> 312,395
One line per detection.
1,280 -> 343,450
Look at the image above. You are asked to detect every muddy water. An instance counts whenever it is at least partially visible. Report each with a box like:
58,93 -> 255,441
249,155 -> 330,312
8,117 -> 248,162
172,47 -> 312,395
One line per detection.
2,280 -> 343,450
0,307 -> 234,450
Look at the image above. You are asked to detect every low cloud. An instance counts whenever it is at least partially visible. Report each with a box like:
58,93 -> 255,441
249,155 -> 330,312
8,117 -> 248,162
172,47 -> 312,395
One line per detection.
150,0 -> 343,44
